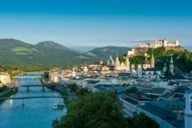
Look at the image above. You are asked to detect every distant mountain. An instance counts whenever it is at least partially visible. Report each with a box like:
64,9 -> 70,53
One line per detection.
36,41 -> 70,51
0,39 -> 95,66
87,46 -> 132,60
70,46 -> 97,53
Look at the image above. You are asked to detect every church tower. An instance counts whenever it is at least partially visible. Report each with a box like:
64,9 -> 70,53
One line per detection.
169,56 -> 174,75
72,67 -> 76,78
115,56 -> 120,70
150,51 -> 155,68
163,63 -> 167,73
107,56 -> 114,66
110,56 -> 114,66
107,59 -> 110,66
125,55 -> 130,71
184,90 -> 192,128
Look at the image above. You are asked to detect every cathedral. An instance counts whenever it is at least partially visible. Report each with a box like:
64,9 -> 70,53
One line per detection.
114,55 -> 130,71
107,51 -> 155,72
107,54 -> 130,71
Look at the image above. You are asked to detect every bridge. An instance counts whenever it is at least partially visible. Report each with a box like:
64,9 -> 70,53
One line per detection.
14,75 -> 42,79
21,85 -> 45,87
0,96 -> 66,100
19,84 -> 48,92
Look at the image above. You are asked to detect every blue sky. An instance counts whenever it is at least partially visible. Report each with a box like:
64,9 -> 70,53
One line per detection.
0,0 -> 192,49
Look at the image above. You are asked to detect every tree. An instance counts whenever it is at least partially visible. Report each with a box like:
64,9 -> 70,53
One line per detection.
43,71 -> 50,81
76,88 -> 90,96
127,113 -> 159,128
125,87 -> 138,94
53,92 -> 128,128
53,92 -> 159,128
69,83 -> 79,92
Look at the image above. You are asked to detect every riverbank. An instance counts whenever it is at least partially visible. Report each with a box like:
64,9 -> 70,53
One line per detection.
0,88 -> 17,104
45,83 -> 73,105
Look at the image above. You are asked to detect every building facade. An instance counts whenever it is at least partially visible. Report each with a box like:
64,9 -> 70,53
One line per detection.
0,72 -> 11,86
114,55 -> 130,71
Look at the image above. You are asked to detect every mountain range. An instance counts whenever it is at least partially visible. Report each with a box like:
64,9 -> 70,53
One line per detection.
0,39 -> 131,66
86,46 -> 131,60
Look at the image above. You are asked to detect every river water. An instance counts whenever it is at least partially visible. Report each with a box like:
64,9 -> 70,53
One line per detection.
0,77 -> 67,128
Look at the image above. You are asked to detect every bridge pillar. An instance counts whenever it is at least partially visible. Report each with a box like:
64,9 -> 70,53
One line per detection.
27,86 -> 29,92
22,99 -> 25,109
42,86 -> 45,92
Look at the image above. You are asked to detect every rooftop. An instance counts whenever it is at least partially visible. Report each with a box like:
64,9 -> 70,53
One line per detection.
122,93 -> 151,105
141,100 -> 184,128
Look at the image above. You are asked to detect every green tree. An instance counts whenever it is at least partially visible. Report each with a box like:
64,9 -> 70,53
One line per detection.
127,113 -> 159,128
69,83 -> 79,93
54,92 -> 128,128
125,87 -> 138,94
53,92 -> 160,128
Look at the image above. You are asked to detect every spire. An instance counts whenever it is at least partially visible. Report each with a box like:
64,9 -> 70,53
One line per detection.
107,59 -> 110,66
163,63 -> 167,73
110,56 -> 114,66
169,56 -> 174,75
144,53 -> 149,64
170,56 -> 173,64
125,55 -> 130,71
150,51 -> 155,68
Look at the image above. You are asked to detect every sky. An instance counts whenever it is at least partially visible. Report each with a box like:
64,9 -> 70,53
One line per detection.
0,0 -> 192,49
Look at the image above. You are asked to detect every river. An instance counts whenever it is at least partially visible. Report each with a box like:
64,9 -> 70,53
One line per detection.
0,76 -> 67,128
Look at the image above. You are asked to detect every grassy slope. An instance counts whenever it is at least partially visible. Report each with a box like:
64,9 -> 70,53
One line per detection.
0,39 -> 95,66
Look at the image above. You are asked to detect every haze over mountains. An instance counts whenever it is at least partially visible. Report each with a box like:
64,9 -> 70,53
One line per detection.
0,39 -> 131,66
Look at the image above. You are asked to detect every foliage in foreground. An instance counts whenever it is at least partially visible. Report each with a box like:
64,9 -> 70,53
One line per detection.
69,83 -> 90,96
53,92 -> 159,128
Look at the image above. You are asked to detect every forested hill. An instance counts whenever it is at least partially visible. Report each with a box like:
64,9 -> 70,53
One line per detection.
86,46 -> 132,60
0,39 -> 95,66
125,47 -> 192,73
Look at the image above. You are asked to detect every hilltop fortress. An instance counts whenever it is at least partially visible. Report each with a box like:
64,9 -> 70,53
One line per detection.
128,39 -> 184,56
105,39 -> 184,73
138,39 -> 180,48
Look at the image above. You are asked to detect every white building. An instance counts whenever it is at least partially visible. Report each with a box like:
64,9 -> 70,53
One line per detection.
114,55 -> 130,71
127,49 -> 135,56
184,90 -> 192,128
49,69 -> 59,83
0,72 -> 11,86
121,95 -> 184,128
139,39 -> 180,49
